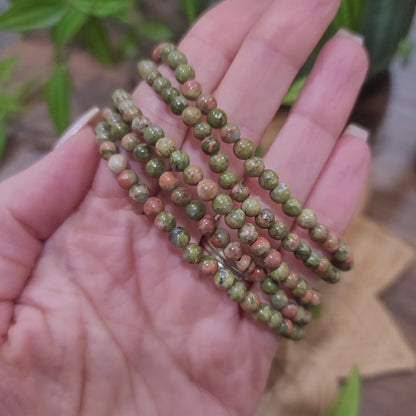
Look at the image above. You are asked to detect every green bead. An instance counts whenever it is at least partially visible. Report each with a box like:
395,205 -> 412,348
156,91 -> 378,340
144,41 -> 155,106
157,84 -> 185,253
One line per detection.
212,194 -> 234,215
137,60 -> 157,79
271,290 -> 288,310
175,64 -> 195,83
255,209 -> 275,229
167,49 -> 188,69
145,70 -> 161,86
220,123 -> 240,143
230,184 -> 250,202
133,143 -> 153,163
255,303 -> 272,323
160,43 -> 176,62
270,262 -> 290,282
99,141 -> 117,159
261,278 -> 279,295
110,121 -> 129,140
154,211 -> 176,232
170,150 -> 190,171
233,139 -> 255,160
169,227 -> 190,248
155,137 -> 176,158
201,136 -> 220,155
304,251 -> 321,268
322,266 -> 341,284
209,153 -> 229,173
297,208 -> 317,229
310,223 -> 329,243
228,281 -> 248,302
225,209 -> 246,229
207,108 -> 227,128
214,268 -> 235,290
145,158 -> 165,178
121,105 -> 142,123
129,183 -> 150,203
282,233 -> 301,252
182,107 -> 202,126
294,241 -> 312,261
218,170 -> 237,189
193,121 -> 212,140
170,96 -> 188,115
283,197 -> 303,217
199,256 -> 218,275
238,223 -> 258,244
171,187 -> 192,207
334,242 -> 350,263
268,220 -> 288,240
183,243 -> 203,264
153,77 -> 171,94
183,165 -> 203,185
162,86 -> 180,104
210,227 -> 230,248
268,310 -> 283,329
292,279 -> 308,297
244,157 -> 265,177
242,197 -> 261,217
241,291 -> 260,312
112,89 -> 130,105
143,125 -> 165,146
270,183 -> 291,203
186,200 -> 206,221
259,169 -> 279,190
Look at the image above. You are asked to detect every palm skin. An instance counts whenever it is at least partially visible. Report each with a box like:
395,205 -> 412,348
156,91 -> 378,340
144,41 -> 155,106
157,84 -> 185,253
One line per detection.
0,0 -> 371,415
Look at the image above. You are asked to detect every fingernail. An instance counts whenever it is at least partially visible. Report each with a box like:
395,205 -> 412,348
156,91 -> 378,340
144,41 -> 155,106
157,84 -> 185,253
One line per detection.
344,123 -> 370,142
336,28 -> 364,45
55,107 -> 101,149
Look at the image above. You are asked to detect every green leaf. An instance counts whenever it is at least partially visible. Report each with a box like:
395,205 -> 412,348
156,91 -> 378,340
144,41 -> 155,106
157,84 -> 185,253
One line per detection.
180,0 -> 198,23
323,368 -> 361,416
45,64 -> 71,134
282,76 -> 307,106
139,21 -> 173,42
0,1 -> 67,31
78,17 -> 113,65
0,114 -> 6,162
0,56 -> 18,82
0,92 -> 25,112
51,7 -> 88,46
70,0 -> 132,17
332,0 -> 368,31
397,37 -> 414,65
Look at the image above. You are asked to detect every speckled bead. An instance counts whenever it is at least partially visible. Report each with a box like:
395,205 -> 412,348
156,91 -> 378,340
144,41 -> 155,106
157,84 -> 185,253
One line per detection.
301,289 -> 321,307
225,209 -> 246,229
137,59 -> 157,79
212,194 -> 233,215
238,223 -> 259,245
183,165 -> 203,185
117,169 -> 138,189
224,242 -> 243,261
292,279 -> 308,297
322,232 -> 340,253
297,209 -> 317,229
230,183 -> 250,202
294,240 -> 312,261
112,89 -> 131,105
117,99 -> 136,115
282,233 -> 302,252
182,106 -> 202,127
162,86 -> 180,104
153,77 -> 171,94
102,108 -> 121,124
322,266 -> 341,284
152,43 -> 165,63
170,150 -> 190,171
270,183 -> 291,204
220,123 -> 240,143
214,268 -> 235,290
233,139 -> 255,160
143,125 -> 164,146
282,271 -> 299,290
236,254 -> 255,274
315,257 -> 331,276
207,108 -> 227,128
263,249 -> 282,269
183,243 -> 203,264
159,171 -> 179,191
268,310 -> 283,329
199,256 -> 219,276
250,237 -> 271,257
228,281 -> 248,302
201,136 -> 220,155
121,133 -> 139,152
133,143 -> 152,163
175,63 -> 195,83
132,116 -> 152,136
304,251 -> 321,269
167,49 -> 187,69
122,106 -> 143,123
181,79 -> 202,100
271,290 -> 289,310
169,226 -> 191,248
218,170 -> 238,189
197,179 -> 218,201
334,242 -> 351,263
198,215 -> 216,236
210,227 -> 230,248
193,121 -> 212,140
159,43 -> 176,62
96,124 -> 112,144
209,153 -> 229,173
281,302 -> 299,320
283,197 -> 303,217
241,291 -> 261,312
261,278 -> 279,295
143,197 -> 165,218
244,157 -> 265,177
185,200 -> 206,220
155,137 -> 176,158
255,209 -> 275,229
270,262 -> 290,282
196,94 -> 217,114
171,187 -> 192,207
108,154 -> 128,173
129,183 -> 151,203
256,304 -> 272,323
111,121 -> 130,140
242,197 -> 261,217
310,223 -> 329,243
145,158 -> 165,178
337,254 -> 354,272
145,70 -> 161,86
154,211 -> 176,232
258,169 -> 279,190
268,220 -> 288,240
99,141 -> 117,160
170,96 -> 188,115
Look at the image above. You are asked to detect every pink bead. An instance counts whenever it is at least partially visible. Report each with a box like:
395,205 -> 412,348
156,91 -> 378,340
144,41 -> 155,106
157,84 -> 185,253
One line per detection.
143,197 -> 165,219
282,303 -> 299,320
198,215 -> 216,236
283,271 -> 299,289
248,266 -> 266,282
236,254 -> 255,274
159,171 -> 179,191
263,249 -> 282,269
224,242 -> 243,261
152,42 -> 167,62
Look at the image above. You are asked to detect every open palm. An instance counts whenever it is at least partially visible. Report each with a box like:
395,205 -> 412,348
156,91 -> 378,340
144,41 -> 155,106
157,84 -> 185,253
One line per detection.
0,0 -> 370,415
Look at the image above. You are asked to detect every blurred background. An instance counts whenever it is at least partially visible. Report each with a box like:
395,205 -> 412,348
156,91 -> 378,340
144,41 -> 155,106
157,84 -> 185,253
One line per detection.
0,1 -> 415,415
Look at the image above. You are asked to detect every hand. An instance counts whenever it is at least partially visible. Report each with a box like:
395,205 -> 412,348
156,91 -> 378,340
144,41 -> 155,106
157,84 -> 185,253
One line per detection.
0,0 -> 370,414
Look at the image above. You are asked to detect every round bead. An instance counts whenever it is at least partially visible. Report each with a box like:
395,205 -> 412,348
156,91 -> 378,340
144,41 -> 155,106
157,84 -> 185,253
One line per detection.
255,208 -> 275,229
171,187 -> 192,207
160,43 -> 176,62
244,157 -> 265,177
282,271 -> 299,290
182,106 -> 202,127
218,170 -> 237,189
241,291 -> 260,312
268,310 -> 283,329
117,169 -> 138,189
117,98 -> 135,114
230,183 -> 250,202
259,169 -> 279,190
167,49 -> 187,69
132,116 -> 152,136
236,254 -> 255,274
108,154 -> 127,173
111,122 -> 129,140
183,165 -> 203,186
155,137 -> 176,158
282,233 -> 302,252
310,223 -> 329,243
271,290 -> 289,310
283,198 -> 303,217
169,227 -> 190,248
183,243 -> 203,264
153,77 -> 171,94
263,249 -> 282,269
103,108 -> 120,125
159,171 -> 179,191
214,268 -> 235,290
122,106 -> 143,123
133,143 -> 153,163
146,158 -> 165,178
193,121 -> 212,140
197,179 -> 218,201
322,266 -> 341,284
261,278 -> 279,295
292,279 -> 308,297
270,262 -> 290,282
175,64 -> 195,83
143,197 -> 164,218
154,211 -> 176,232
212,194 -> 233,215
185,200 -> 206,221
282,303 -> 299,320
225,209 -> 246,229
224,242 -> 243,261
297,208 -> 317,229
334,242 -> 351,263
233,139 -> 255,160
121,133 -> 139,152
152,43 -> 165,63
137,59 -> 157,79
238,223 -> 258,244
270,183 -> 291,204
248,267 -> 266,283
315,257 -> 331,275
242,197 -> 262,217
220,123 -> 240,143
196,94 -> 217,114
207,108 -> 227,128
209,153 -> 229,173
170,96 -> 188,115
112,89 -> 130,105
162,86 -> 180,104
143,125 -> 165,146
96,130 -> 112,144
250,237 -> 271,257
198,215 -> 216,236
304,251 -> 321,268
145,70 -> 161,86
181,79 -> 202,100
129,183 -> 150,203
268,220 -> 288,240
228,281 -> 248,302
294,241 -> 312,261
201,136 -> 220,155
170,150 -> 190,171
199,256 -> 218,275
322,232 -> 340,253
99,141 -> 117,160
256,304 -> 272,323
210,227 -> 230,248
